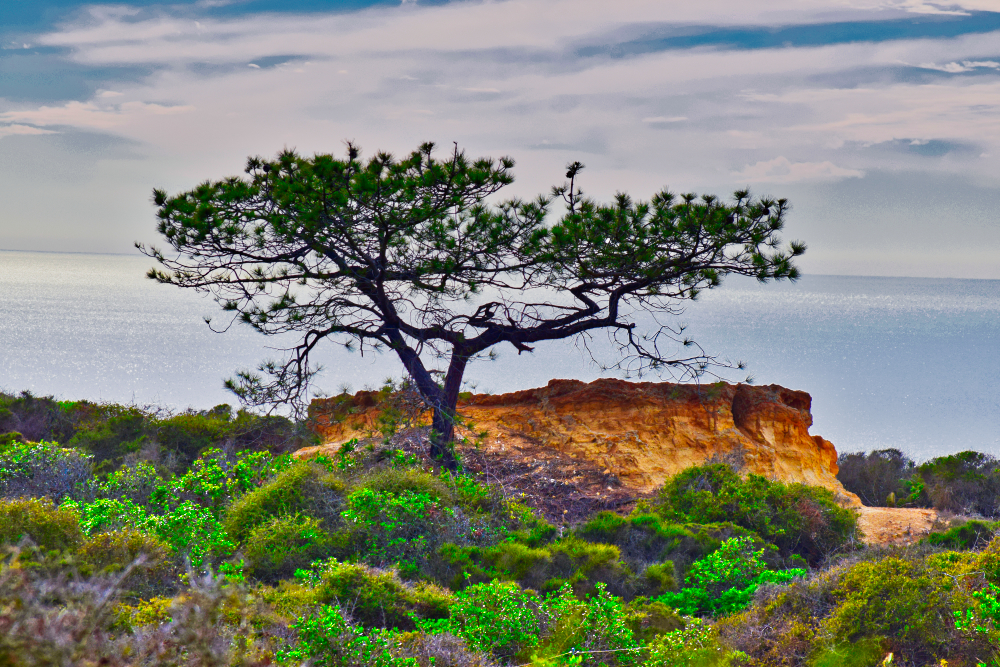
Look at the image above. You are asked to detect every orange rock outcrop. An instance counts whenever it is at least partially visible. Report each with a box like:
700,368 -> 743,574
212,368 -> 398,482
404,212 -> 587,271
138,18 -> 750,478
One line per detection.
304,378 -> 861,506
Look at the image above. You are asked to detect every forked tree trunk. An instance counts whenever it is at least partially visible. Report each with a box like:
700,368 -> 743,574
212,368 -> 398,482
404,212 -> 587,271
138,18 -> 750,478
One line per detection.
393,338 -> 467,472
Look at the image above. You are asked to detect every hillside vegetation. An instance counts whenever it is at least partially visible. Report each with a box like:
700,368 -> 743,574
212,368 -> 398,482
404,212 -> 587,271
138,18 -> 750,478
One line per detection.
1,390 -> 999,667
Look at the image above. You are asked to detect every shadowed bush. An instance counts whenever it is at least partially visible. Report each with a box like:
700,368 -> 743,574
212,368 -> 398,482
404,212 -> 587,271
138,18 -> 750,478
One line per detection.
301,558 -> 452,631
223,461 -> 346,545
243,514 -> 333,581
654,464 -> 859,564
0,440 -> 93,500
0,497 -> 84,551
837,448 -> 921,507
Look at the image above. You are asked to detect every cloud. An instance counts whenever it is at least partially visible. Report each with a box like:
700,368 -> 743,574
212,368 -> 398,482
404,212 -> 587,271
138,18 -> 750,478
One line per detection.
3,0 -> 1000,277
1,101 -> 196,131
733,156 -> 865,183
917,59 -> 1000,72
643,116 -> 687,124
0,124 -> 58,139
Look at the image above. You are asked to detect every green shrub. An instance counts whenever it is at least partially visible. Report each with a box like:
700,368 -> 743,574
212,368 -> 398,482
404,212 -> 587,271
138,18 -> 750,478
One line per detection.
643,561 -> 677,594
925,519 -> 1000,551
0,497 -> 83,551
437,535 -> 635,597
656,464 -> 859,563
277,604 -> 417,667
243,514 -> 332,581
533,582 -> 640,666
96,460 -> 164,506
576,511 -> 751,581
77,529 -> 177,595
65,497 -> 234,568
67,404 -> 151,469
340,486 -> 458,576
657,536 -> 806,618
645,617 -> 739,667
420,578 -> 542,661
224,461 -> 344,544
720,551 -> 996,666
300,559 -> 451,631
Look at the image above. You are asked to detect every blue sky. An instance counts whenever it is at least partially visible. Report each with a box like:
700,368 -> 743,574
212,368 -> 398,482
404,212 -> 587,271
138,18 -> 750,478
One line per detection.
2,0 -> 1000,278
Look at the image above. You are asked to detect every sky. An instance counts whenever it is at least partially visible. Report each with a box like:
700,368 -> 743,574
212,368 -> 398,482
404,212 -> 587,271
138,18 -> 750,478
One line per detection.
1,0 -> 999,279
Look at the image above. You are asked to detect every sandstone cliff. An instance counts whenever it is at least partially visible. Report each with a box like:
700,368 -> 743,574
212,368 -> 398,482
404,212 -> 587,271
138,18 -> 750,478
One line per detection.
304,378 -> 861,506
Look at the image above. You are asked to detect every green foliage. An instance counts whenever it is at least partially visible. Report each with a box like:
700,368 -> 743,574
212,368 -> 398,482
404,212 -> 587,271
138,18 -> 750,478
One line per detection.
421,577 -> 542,660
576,511 -> 751,583
243,514 -> 332,580
0,497 -> 84,551
64,497 -> 234,568
298,558 -> 451,630
657,537 -> 806,617
97,460 -> 164,506
277,604 -> 418,667
224,461 -> 344,544
342,486 -> 454,575
645,617 -> 739,667
77,528 -> 177,596
0,440 -> 92,500
437,535 -> 634,597
925,519 -> 999,550
67,404 -> 151,469
656,464 -> 858,563
642,562 -> 677,594
533,582 -> 640,666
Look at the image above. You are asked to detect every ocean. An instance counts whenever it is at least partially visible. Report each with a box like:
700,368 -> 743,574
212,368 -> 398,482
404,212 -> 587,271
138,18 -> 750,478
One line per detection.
1,249 -> 997,461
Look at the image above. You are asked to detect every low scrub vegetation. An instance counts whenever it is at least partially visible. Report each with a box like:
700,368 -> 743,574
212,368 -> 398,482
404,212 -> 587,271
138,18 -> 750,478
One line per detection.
0,391 -> 998,666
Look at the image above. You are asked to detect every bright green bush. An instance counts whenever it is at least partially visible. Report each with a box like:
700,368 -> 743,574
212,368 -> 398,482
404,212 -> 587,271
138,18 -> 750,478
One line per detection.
65,497 -> 234,568
300,558 -> 451,631
341,486 -> 457,576
97,461 -> 164,506
657,537 -> 806,617
656,464 -> 859,563
0,497 -> 83,551
421,578 -> 542,661
277,604 -> 417,667
243,514 -> 332,580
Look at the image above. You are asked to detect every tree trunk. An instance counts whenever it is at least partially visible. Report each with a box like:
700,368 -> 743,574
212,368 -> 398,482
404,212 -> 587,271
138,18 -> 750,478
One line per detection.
388,331 -> 466,471
427,352 -> 469,472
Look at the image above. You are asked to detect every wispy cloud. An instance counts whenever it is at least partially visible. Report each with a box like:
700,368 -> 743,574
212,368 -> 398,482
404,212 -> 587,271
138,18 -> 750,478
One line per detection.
734,156 -> 864,183
0,124 -> 58,139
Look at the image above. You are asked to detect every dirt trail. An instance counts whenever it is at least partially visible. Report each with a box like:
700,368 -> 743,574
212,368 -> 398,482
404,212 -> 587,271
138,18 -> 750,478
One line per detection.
857,506 -> 938,545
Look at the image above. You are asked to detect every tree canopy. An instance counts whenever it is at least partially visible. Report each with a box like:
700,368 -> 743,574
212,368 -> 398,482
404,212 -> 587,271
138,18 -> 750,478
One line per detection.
140,142 -> 805,469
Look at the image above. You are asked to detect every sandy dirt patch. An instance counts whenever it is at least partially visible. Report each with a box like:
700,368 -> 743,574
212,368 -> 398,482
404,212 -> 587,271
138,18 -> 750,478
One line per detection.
857,506 -> 938,545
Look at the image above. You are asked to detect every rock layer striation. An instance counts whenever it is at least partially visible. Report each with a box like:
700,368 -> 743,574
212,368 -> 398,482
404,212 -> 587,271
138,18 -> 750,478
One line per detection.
304,378 -> 861,506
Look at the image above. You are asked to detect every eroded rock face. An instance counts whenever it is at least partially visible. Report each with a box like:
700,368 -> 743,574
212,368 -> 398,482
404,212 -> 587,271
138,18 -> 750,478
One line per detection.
304,378 -> 861,506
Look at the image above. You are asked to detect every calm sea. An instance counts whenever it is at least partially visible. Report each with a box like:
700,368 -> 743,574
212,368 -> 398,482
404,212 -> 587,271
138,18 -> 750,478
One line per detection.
1,249 -> 997,461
